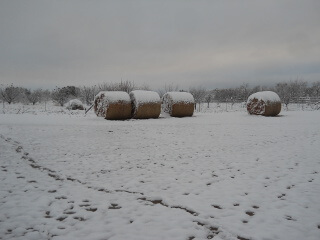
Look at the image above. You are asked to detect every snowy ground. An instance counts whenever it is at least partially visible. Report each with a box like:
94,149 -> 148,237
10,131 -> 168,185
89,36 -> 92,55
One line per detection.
0,103 -> 320,240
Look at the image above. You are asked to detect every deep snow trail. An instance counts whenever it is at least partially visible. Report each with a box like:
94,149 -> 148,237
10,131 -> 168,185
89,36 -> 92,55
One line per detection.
1,111 -> 320,240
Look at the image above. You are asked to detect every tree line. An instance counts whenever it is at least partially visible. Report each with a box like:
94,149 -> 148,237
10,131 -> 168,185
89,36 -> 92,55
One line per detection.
1,80 -> 320,109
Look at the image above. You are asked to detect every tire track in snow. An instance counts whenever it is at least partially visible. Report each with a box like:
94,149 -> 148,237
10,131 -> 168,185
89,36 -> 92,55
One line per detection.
0,134 -> 237,239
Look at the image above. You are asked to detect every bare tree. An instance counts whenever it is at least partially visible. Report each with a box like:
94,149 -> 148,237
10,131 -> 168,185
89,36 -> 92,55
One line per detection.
0,84 -> 21,104
204,90 -> 214,108
237,83 -> 250,101
41,90 -> 51,111
51,86 -> 81,106
275,79 -> 307,109
97,80 -> 136,94
213,88 -> 237,103
189,86 -> 206,111
136,83 -> 151,91
80,86 -> 96,105
291,79 -> 307,100
157,84 -> 179,98
275,83 -> 291,109
25,89 -> 43,105
51,87 -> 69,106
116,80 -> 135,93
311,81 -> 320,98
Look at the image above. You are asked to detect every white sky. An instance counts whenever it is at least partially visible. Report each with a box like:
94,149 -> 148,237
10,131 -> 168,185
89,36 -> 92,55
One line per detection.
1,0 -> 320,90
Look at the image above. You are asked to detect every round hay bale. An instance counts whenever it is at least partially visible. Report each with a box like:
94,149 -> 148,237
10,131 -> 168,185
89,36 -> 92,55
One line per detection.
94,91 -> 132,120
162,92 -> 195,117
66,99 -> 84,110
247,91 -> 281,116
129,90 -> 161,119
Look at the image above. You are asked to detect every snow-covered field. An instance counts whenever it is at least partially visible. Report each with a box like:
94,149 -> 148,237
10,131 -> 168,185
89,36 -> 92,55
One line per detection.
1,103 -> 320,240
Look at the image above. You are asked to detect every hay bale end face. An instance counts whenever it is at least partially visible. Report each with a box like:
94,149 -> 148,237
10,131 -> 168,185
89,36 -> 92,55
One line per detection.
130,90 -> 161,119
94,91 -> 132,120
162,92 -> 195,117
66,99 -> 84,110
247,91 -> 281,116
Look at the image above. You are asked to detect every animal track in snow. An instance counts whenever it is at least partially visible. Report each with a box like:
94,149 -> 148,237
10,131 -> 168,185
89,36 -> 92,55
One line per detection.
212,205 -> 222,210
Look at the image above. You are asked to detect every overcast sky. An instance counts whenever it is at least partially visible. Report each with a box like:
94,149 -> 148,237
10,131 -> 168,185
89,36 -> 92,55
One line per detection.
1,0 -> 319,90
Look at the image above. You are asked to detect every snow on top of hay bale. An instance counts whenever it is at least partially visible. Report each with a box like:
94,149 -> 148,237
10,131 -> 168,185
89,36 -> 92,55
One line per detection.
95,91 -> 131,104
129,90 -> 160,106
163,92 -> 195,104
66,99 -> 84,110
247,91 -> 280,103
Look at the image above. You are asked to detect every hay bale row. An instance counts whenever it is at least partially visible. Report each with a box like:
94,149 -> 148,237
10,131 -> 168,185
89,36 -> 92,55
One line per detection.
94,91 -> 195,120
162,92 -> 195,117
247,91 -> 281,116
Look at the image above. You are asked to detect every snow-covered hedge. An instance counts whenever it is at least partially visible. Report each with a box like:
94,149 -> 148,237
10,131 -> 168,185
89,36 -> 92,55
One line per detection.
129,90 -> 161,119
94,91 -> 132,120
162,92 -> 195,117
66,99 -> 84,110
247,91 -> 281,116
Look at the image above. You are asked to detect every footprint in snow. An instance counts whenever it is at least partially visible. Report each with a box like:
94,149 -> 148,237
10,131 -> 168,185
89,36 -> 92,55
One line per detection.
15,146 -> 23,153
45,211 -> 52,218
109,203 -> 121,209
212,205 -> 222,209
64,211 -> 76,215
285,215 -> 297,221
278,193 -> 286,199
85,207 -> 97,212
56,216 -> 68,221
73,216 -> 86,221
245,211 -> 255,217
79,203 -> 91,207
237,236 -> 250,240
55,196 -> 67,200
